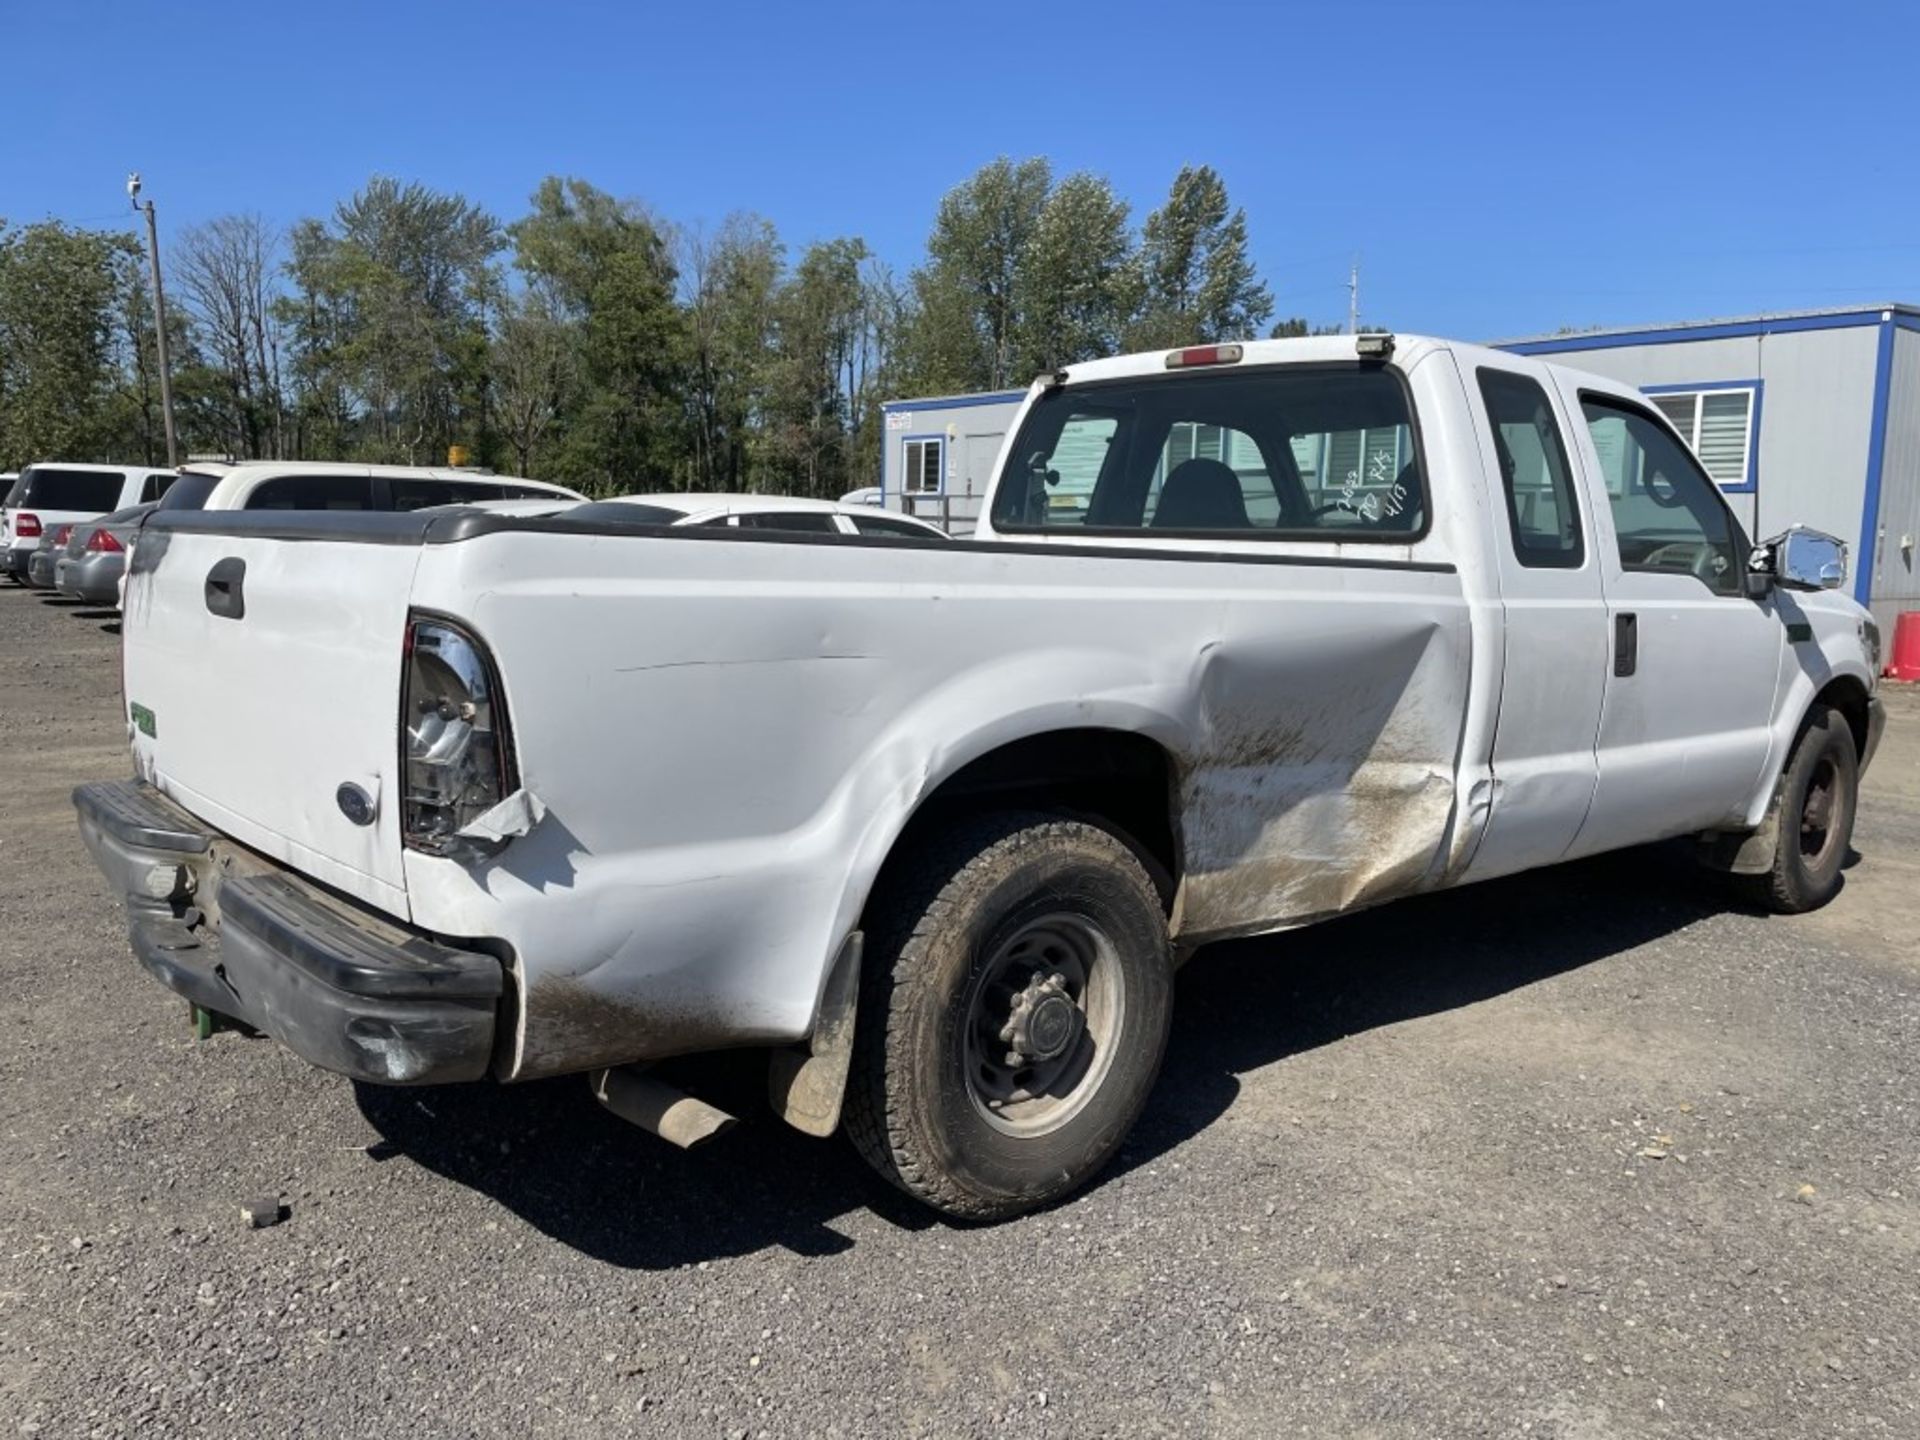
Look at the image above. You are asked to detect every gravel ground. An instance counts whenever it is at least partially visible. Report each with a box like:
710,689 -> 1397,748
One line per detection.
2,583 -> 1917,1439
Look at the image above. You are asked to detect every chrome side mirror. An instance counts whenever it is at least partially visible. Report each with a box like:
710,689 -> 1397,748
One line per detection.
1756,525 -> 1848,593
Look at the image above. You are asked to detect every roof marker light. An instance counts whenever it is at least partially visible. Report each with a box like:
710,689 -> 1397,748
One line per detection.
1355,332 -> 1396,358
1165,344 -> 1243,369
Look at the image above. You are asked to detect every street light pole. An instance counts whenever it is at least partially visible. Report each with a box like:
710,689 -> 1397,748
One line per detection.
126,173 -> 179,468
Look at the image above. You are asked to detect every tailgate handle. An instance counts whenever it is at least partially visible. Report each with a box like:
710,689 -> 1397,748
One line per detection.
204,557 -> 246,620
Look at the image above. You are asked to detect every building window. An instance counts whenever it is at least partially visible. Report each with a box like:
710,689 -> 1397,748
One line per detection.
902,437 -> 944,494
1644,384 -> 1757,491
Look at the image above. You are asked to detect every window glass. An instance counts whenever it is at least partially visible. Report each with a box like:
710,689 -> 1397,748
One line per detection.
245,475 -> 375,511
850,514 -> 946,539
902,438 -> 943,495
991,367 -> 1425,539
1580,397 -> 1745,595
139,473 -> 178,503
1477,368 -> 1583,568
155,473 -> 219,511
734,511 -> 841,534
17,468 -> 124,512
1646,387 -> 1755,488
565,501 -> 686,525
389,479 -> 461,510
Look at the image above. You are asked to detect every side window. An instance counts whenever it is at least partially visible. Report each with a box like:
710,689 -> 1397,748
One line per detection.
1476,368 -> 1583,568
734,511 -> 841,534
850,514 -> 944,539
141,473 -> 178,503
1579,397 -> 1745,595
245,475 -> 375,511
388,479 -> 461,511
901,438 -> 944,495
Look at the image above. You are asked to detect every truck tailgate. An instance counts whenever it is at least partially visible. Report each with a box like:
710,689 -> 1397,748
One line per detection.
121,517 -> 423,918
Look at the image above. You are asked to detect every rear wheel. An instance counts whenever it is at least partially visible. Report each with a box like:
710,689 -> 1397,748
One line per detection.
1740,704 -> 1859,913
845,812 -> 1173,1220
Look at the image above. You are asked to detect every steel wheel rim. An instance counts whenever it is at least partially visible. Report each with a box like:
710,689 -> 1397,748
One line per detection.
1800,756 -> 1841,863
962,912 -> 1126,1137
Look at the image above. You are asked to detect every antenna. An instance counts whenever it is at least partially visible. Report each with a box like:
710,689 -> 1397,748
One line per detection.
1347,255 -> 1360,336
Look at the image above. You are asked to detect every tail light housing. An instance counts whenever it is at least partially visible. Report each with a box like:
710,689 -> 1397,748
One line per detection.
86,528 -> 125,553
49,523 -> 71,547
400,613 -> 516,857
16,512 -> 41,538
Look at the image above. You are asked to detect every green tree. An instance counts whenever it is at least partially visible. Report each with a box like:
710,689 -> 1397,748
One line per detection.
1128,164 -> 1272,349
277,178 -> 500,464
681,214 -> 782,490
490,292 -> 577,477
0,220 -> 135,466
1013,172 -> 1137,374
764,237 -> 870,496
511,177 -> 684,492
908,157 -> 1053,392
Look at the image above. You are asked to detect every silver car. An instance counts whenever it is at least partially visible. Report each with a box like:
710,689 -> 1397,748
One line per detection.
54,503 -> 155,606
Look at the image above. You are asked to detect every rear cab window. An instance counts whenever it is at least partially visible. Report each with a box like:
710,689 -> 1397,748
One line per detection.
16,468 -> 125,512
990,366 -> 1426,540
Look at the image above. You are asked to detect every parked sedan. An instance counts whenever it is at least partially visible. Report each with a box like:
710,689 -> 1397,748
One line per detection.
55,503 -> 154,605
25,523 -> 76,588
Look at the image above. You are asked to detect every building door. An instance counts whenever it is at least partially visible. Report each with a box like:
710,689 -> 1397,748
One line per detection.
1555,383 -> 1784,857
1461,363 -> 1610,882
962,433 -> 1004,496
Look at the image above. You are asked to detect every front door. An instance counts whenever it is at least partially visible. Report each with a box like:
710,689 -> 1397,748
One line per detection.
1461,361 -> 1610,881
1554,383 -> 1784,858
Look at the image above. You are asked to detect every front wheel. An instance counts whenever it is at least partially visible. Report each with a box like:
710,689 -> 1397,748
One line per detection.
1741,704 -> 1859,913
845,812 -> 1173,1220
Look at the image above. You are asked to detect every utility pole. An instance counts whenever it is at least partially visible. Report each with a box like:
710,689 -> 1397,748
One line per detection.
1347,255 -> 1360,336
126,172 -> 179,468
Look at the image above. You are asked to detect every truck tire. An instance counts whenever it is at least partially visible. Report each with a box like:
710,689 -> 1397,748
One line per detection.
1741,704 -> 1859,914
845,812 -> 1173,1220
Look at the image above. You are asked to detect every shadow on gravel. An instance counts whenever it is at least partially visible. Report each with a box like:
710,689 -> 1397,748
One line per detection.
355,842 -> 1727,1268
72,608 -> 119,621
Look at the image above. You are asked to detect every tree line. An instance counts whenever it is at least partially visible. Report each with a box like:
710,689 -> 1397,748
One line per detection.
0,158 -> 1309,495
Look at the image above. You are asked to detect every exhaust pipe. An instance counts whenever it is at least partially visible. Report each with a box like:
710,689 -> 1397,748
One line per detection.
590,1066 -> 737,1150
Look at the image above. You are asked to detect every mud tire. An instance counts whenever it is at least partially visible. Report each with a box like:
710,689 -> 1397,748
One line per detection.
1738,704 -> 1858,914
844,812 -> 1173,1221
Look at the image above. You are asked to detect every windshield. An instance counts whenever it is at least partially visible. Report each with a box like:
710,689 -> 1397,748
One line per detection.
990,366 -> 1426,541
16,467 -> 125,513
154,473 -> 221,511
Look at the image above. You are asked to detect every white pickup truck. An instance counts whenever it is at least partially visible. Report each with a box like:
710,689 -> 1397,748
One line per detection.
76,334 -> 1885,1220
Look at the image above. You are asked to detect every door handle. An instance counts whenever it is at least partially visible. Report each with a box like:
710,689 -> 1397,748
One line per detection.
204,557 -> 246,620
1614,612 -> 1638,677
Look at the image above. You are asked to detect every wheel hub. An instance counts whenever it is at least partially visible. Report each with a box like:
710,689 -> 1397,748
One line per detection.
1000,973 -> 1082,1064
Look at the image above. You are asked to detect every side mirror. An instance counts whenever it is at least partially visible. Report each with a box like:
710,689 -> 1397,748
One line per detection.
1755,525 -> 1848,593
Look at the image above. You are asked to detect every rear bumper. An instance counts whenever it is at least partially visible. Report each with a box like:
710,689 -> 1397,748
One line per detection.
74,779 -> 503,1085
3,543 -> 29,580
25,549 -> 56,587
55,553 -> 123,604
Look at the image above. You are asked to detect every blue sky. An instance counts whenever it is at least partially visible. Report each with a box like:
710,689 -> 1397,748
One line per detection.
3,0 -> 1916,340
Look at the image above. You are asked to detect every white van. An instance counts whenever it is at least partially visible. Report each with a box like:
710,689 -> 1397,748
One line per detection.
3,464 -> 177,582
154,462 -> 583,515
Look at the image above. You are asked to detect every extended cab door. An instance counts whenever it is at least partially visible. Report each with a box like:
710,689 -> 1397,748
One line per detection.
1460,362 -> 1609,881
1553,381 -> 1784,856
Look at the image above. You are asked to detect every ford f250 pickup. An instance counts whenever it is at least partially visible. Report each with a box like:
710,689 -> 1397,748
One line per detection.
75,334 -> 1885,1220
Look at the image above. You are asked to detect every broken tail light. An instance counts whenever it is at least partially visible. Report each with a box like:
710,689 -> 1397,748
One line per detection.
400,613 -> 517,858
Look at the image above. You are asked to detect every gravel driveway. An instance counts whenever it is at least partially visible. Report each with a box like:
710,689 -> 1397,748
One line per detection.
2,584 -> 1916,1439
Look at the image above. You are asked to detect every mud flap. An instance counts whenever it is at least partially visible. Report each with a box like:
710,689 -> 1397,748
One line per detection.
768,932 -> 862,1137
